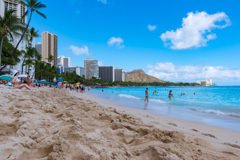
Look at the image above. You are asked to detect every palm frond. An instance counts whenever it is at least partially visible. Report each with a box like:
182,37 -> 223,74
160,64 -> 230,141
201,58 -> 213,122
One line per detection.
35,10 -> 47,19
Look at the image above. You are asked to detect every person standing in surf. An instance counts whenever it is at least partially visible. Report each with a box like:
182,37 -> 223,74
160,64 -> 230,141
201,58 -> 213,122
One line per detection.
144,88 -> 149,103
169,90 -> 174,100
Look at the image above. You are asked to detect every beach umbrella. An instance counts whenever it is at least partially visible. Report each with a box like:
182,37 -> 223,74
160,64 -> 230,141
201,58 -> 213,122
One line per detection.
0,76 -> 12,81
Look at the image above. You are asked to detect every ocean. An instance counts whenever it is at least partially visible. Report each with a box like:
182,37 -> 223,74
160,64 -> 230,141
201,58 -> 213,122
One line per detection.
86,86 -> 240,131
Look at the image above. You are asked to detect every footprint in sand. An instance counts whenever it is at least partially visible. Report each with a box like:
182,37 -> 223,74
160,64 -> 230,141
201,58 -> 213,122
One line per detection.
223,143 -> 240,149
202,133 -> 216,139
168,122 -> 177,127
191,129 -> 198,132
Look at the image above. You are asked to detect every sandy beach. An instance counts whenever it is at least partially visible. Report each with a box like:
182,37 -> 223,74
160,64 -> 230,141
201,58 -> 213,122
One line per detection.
0,87 -> 239,160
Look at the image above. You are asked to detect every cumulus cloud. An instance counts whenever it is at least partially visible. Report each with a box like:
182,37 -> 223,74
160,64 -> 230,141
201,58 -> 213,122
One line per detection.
147,24 -> 157,31
147,62 -> 240,81
69,45 -> 90,56
160,11 -> 231,50
107,37 -> 124,48
98,0 -> 107,4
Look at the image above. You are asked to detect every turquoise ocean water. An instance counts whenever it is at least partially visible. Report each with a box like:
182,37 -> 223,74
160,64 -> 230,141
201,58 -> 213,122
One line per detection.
87,86 -> 240,131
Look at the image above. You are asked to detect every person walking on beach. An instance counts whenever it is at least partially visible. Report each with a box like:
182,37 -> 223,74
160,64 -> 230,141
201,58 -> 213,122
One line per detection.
53,77 -> 57,89
58,76 -> 63,89
169,90 -> 174,100
75,82 -> 79,92
144,88 -> 149,103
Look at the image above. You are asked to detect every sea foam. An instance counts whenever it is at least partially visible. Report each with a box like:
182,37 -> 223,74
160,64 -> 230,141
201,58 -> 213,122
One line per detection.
118,94 -> 141,100
149,99 -> 166,104
191,109 -> 240,118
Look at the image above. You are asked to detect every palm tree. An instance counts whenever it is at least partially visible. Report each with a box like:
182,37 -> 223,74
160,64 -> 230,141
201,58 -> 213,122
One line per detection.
26,27 -> 40,46
21,27 -> 39,74
31,52 -> 41,78
37,61 -> 46,80
21,46 -> 37,74
0,0 -> 46,72
46,54 -> 54,63
0,10 -> 23,66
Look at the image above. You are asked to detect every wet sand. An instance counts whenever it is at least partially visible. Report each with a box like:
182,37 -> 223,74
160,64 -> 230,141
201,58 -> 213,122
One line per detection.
0,87 -> 239,159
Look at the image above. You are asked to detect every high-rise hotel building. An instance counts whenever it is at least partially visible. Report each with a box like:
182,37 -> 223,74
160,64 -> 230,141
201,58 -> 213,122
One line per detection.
42,31 -> 58,66
114,68 -> 126,82
84,58 -> 98,79
57,56 -> 71,68
0,0 -> 35,76
99,66 -> 115,82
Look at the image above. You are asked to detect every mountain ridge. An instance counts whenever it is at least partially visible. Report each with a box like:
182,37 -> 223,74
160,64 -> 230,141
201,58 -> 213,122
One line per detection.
126,69 -> 164,82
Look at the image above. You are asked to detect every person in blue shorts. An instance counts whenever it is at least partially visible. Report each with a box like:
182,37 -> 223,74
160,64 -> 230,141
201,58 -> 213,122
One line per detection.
58,76 -> 63,89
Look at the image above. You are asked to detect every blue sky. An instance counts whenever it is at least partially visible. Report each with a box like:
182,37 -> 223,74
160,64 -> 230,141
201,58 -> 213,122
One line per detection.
32,0 -> 240,85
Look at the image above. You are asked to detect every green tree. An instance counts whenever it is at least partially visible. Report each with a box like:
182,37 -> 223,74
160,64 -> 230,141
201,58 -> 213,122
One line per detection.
21,27 -> 39,73
0,9 -> 23,66
1,37 -> 21,65
0,0 -> 46,72
21,47 -> 38,73
46,54 -> 54,64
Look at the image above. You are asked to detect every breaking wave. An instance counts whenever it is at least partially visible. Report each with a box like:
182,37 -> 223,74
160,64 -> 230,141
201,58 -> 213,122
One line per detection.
190,109 -> 240,118
118,94 -> 141,100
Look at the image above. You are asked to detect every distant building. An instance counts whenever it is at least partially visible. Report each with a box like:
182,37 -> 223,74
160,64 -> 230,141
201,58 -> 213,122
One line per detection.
63,57 -> 71,68
115,68 -> 123,82
84,58 -> 98,79
198,78 -> 213,86
57,63 -> 64,74
122,71 -> 126,82
57,56 -> 71,68
35,43 -> 42,55
201,81 -> 207,85
99,66 -> 115,82
65,66 -> 85,77
57,56 -> 64,66
42,31 -> 58,66
0,0 -> 34,77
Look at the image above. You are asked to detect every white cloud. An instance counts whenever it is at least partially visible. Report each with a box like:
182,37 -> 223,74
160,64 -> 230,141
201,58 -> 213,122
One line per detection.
147,24 -> 157,31
160,11 -> 231,50
147,62 -> 240,81
98,61 -> 104,66
107,37 -> 125,48
98,0 -> 107,4
69,45 -> 90,56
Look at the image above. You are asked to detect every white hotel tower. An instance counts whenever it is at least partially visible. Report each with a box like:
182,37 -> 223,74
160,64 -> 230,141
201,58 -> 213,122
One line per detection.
0,0 -> 35,77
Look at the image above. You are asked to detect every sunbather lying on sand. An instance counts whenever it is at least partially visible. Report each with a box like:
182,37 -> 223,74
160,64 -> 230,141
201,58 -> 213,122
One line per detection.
11,70 -> 35,90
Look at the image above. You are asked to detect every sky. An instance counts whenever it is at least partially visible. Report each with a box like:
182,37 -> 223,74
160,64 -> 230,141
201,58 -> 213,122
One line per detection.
31,0 -> 240,85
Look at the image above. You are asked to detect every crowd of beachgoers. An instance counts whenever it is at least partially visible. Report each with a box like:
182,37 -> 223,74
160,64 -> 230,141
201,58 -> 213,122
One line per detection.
0,70 -> 91,93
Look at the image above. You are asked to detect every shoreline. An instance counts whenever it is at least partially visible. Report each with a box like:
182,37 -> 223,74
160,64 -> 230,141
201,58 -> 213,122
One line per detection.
73,91 -> 240,141
85,88 -> 240,132
0,87 -> 239,159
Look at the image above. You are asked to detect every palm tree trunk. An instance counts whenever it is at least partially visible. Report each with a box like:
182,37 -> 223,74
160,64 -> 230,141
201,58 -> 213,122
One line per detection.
0,11 -> 33,72
0,35 -> 6,66
22,58 -> 26,74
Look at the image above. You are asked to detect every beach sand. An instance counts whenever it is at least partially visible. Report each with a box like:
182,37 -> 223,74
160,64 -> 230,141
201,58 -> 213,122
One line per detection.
0,87 -> 239,160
